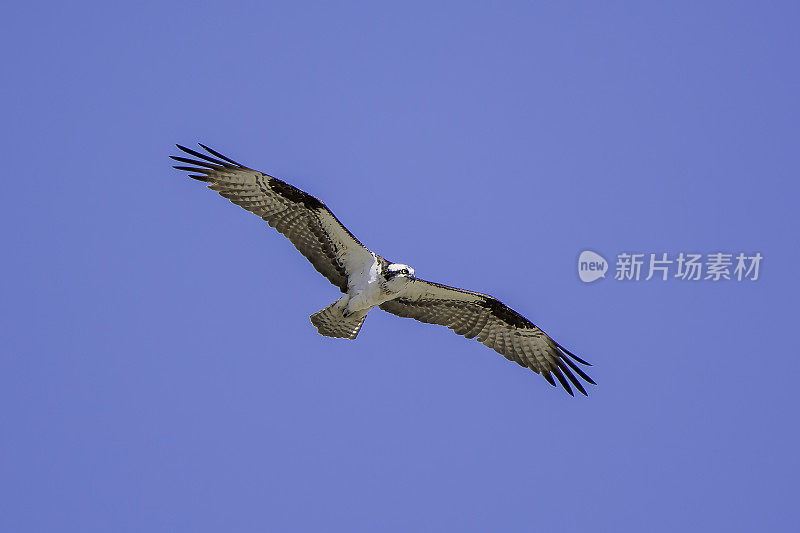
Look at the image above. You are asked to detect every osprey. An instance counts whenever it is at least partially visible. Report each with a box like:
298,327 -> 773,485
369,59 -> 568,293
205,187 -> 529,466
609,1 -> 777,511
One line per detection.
171,144 -> 595,396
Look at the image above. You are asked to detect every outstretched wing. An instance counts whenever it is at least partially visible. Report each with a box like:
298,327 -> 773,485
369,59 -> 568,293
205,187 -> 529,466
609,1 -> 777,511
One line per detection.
171,144 -> 374,292
379,279 -> 594,396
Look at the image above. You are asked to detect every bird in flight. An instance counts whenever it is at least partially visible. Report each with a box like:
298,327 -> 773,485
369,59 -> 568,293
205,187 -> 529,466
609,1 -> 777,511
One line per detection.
171,144 -> 595,396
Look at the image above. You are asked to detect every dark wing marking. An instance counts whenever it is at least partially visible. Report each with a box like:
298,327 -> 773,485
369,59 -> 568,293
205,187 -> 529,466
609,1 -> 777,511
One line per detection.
379,279 -> 594,396
171,144 -> 374,292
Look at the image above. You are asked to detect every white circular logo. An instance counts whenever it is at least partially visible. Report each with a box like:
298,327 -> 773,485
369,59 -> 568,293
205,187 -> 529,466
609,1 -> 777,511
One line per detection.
578,250 -> 608,283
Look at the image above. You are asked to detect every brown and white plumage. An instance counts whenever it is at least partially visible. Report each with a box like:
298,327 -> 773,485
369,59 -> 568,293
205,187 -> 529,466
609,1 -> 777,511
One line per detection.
171,144 -> 595,396
380,280 -> 595,395
171,143 -> 372,293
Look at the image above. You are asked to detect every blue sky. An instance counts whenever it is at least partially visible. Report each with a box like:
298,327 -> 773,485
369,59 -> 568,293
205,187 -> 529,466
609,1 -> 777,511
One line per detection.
2,1 -> 799,531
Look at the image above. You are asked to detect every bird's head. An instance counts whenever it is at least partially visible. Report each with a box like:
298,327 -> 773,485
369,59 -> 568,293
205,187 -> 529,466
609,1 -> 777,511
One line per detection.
384,263 -> 415,281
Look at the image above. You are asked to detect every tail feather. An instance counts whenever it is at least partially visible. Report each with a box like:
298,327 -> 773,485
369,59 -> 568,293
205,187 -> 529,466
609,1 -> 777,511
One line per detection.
310,302 -> 368,340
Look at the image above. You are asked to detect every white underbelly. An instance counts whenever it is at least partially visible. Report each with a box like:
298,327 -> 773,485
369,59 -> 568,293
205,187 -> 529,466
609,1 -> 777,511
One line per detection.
347,285 -> 382,311
345,254 -> 385,312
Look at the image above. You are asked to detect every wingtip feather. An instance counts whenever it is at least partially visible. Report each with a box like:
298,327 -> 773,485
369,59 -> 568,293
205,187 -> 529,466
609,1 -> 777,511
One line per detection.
559,351 -> 597,386
551,366 -> 574,396
197,143 -> 244,167
556,359 -> 588,396
174,143 -> 230,167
